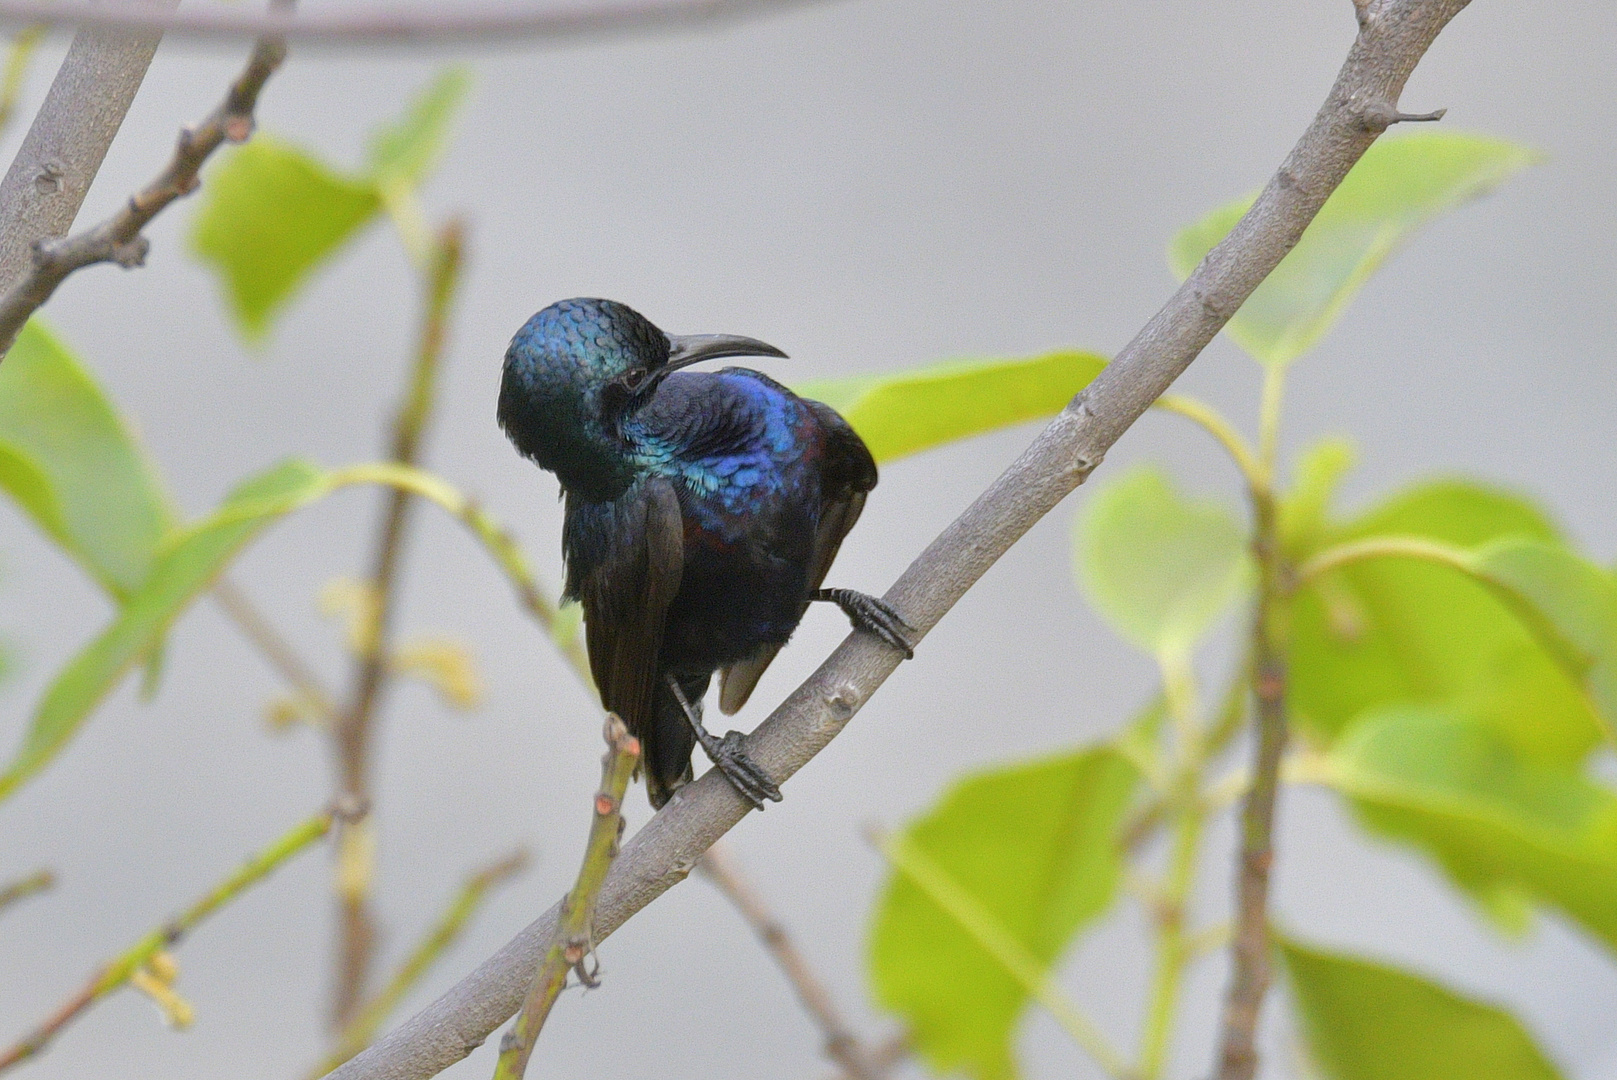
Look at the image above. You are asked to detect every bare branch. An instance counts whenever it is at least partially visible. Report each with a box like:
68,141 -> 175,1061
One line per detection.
213,576 -> 339,719
491,717 -> 639,1080
0,0 -> 180,293
0,26 -> 288,358
0,0 -> 823,45
698,841 -> 883,1080
324,3 -> 1473,1078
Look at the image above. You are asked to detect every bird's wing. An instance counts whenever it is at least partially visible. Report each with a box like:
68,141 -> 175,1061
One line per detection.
575,478 -> 685,740
719,400 -> 877,714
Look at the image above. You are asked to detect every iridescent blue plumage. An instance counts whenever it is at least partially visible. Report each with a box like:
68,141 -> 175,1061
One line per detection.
499,299 -> 912,809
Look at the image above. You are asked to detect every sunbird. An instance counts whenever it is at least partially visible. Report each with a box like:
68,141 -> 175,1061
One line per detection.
499,298 -> 914,809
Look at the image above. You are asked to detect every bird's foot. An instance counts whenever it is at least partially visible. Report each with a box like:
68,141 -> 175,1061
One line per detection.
666,674 -> 783,810
812,588 -> 916,659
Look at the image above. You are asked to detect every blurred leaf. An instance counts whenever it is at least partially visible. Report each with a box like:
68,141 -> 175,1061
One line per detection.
797,350 -> 1106,465
1170,132 -> 1539,367
1321,707 -> 1617,951
1288,481 -> 1601,763
868,746 -> 1137,1080
1074,466 -> 1251,661
191,136 -> 381,339
1282,935 -> 1564,1080
0,320 -> 172,596
366,67 -> 472,189
391,637 -> 483,710
1279,437 -> 1356,561
0,460 -> 328,803
1465,539 -> 1617,748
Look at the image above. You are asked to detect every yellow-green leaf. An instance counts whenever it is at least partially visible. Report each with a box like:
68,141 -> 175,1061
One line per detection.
1074,466 -> 1251,661
796,350 -> 1106,465
1282,935 -> 1565,1080
868,746 -> 1137,1080
1170,132 -> 1539,367
0,320 -> 172,597
0,460 -> 328,803
366,67 -> 472,189
191,136 -> 382,340
1322,707 -> 1617,952
1288,481 -> 1599,763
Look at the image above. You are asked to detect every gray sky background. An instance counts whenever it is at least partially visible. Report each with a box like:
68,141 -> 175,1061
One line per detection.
1,1 -> 1615,1078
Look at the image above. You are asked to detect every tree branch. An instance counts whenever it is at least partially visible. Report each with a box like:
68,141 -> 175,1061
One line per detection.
0,0 -> 180,294
0,21 -> 288,358
324,3 -> 1472,1077
0,867 -> 53,915
491,717 -> 639,1080
698,841 -> 883,1080
0,0 -> 824,45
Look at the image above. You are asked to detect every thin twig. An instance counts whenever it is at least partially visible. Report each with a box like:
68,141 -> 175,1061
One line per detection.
213,575 -> 338,719
0,867 -> 53,914
0,23 -> 289,358
0,806 -> 343,1074
315,851 -> 530,1077
491,716 -> 639,1080
331,221 -> 465,1026
325,5 -> 1473,1076
1210,365 -> 1292,1080
0,0 -> 822,45
699,841 -> 882,1080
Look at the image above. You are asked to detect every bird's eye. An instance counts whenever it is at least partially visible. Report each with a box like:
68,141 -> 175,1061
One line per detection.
619,369 -> 647,391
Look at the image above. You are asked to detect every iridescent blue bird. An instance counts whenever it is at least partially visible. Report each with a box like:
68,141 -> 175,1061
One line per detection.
499,298 -> 913,809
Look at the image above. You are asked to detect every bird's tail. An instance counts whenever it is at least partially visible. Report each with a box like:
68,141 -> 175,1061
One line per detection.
642,672 -> 706,809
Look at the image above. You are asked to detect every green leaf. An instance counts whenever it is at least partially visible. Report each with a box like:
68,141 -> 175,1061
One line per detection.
1288,480 -> 1600,763
868,747 -> 1138,1080
0,320 -> 172,596
1464,539 -> 1617,747
796,350 -> 1106,465
0,460 -> 329,803
1320,707 -> 1617,952
1073,466 -> 1251,661
191,136 -> 382,339
1281,935 -> 1565,1080
366,67 -> 472,188
1169,132 -> 1539,367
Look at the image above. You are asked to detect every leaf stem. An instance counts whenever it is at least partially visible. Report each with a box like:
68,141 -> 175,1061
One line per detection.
492,716 -> 640,1080
0,867 -> 52,915
0,807 -> 338,1074
869,828 -> 1132,1080
1291,534 -> 1474,589
1153,395 -> 1267,496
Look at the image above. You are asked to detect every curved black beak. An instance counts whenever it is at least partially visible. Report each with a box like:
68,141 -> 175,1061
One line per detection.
664,332 -> 788,372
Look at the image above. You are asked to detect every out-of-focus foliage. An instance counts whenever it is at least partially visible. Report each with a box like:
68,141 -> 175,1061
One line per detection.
1169,132 -> 1539,367
868,746 -> 1137,1080
191,68 -> 470,339
0,320 -> 172,596
1073,465 -> 1251,662
1322,706 -> 1617,948
1281,936 -> 1564,1080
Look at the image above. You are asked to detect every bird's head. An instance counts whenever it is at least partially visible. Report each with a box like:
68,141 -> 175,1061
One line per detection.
499,298 -> 786,498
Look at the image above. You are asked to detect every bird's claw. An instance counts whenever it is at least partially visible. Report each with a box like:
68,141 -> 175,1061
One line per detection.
709,731 -> 783,809
816,588 -> 916,659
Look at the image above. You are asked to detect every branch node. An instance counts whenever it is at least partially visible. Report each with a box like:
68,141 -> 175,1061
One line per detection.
1356,101 -> 1447,131
109,237 -> 149,268
224,114 -> 254,143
